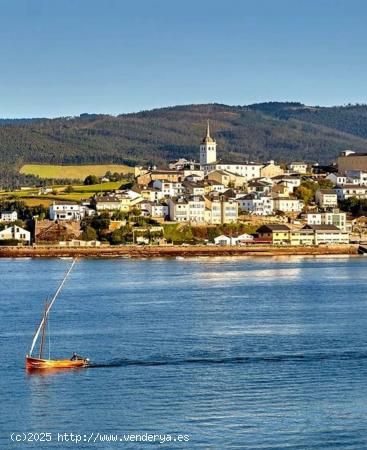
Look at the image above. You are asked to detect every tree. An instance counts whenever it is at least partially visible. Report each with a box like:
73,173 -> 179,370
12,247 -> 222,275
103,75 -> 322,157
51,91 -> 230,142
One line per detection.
111,211 -> 128,221
295,185 -> 314,205
340,196 -> 361,215
84,175 -> 99,185
81,226 -> 97,241
318,179 -> 334,190
64,185 -> 74,193
90,212 -> 111,232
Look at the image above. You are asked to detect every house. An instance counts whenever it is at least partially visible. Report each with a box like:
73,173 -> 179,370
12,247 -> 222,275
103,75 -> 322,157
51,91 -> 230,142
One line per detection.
236,193 -> 273,216
273,197 -> 303,213
335,184 -> 367,201
345,170 -> 367,186
168,197 -> 189,222
214,235 -> 231,246
271,175 -> 301,193
247,179 -> 273,195
136,169 -> 183,186
221,197 -> 238,223
272,184 -> 290,198
204,195 -> 238,224
0,211 -> 18,222
49,201 -> 86,221
169,158 -> 193,170
256,224 -> 291,244
182,180 -> 205,196
204,197 -> 222,224
326,173 -> 347,186
315,189 -> 338,208
207,170 -> 245,188
288,161 -> 308,174
0,225 -> 31,244
204,162 -> 263,182
93,196 -> 123,211
302,224 -> 349,245
182,166 -> 204,180
260,161 -> 284,178
152,180 -> 184,197
306,209 -> 347,231
235,234 -> 254,244
289,228 -> 315,246
168,195 -> 205,222
144,201 -> 168,218
205,180 -> 227,194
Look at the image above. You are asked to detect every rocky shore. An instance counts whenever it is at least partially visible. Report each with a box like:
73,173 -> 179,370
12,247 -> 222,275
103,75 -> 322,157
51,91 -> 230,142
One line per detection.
0,244 -> 358,258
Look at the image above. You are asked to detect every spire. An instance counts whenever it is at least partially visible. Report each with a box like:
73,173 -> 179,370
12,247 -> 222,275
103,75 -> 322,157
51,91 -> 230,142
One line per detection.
202,120 -> 215,144
206,120 -> 211,139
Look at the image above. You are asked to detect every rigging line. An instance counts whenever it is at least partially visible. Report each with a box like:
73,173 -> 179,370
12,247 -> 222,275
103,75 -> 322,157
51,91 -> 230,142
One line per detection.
47,304 -> 51,360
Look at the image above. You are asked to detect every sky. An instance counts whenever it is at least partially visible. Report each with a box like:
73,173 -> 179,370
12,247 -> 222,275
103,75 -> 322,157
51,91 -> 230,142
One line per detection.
1,0 -> 367,117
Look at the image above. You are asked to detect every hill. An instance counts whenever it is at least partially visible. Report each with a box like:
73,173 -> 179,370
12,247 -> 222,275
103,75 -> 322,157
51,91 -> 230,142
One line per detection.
1,103 -> 367,188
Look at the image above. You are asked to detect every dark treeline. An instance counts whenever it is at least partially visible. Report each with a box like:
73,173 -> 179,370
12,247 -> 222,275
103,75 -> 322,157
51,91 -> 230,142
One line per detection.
2,103 -> 367,188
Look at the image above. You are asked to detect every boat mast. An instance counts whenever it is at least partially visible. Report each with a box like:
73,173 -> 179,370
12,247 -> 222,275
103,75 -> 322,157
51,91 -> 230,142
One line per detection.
28,259 -> 77,357
38,300 -> 48,359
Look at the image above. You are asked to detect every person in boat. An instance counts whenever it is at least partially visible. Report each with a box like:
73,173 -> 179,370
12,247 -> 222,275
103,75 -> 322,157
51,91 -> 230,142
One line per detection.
71,352 -> 80,361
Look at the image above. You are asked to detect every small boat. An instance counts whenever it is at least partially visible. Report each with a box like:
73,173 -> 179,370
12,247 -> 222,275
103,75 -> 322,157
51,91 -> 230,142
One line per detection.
25,259 -> 90,371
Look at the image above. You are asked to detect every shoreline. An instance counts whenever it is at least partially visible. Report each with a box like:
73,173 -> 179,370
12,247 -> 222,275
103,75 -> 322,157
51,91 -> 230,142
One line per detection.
0,244 -> 358,258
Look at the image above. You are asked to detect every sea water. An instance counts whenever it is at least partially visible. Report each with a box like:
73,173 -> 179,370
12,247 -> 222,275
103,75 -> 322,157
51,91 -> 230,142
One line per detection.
1,256 -> 367,449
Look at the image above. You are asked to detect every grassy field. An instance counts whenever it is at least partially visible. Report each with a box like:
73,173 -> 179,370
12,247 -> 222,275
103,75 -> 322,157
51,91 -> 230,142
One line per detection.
0,181 -> 124,207
20,164 -> 134,180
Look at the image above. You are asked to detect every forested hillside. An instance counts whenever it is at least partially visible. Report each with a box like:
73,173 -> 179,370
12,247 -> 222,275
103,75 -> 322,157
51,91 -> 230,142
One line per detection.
1,103 -> 367,188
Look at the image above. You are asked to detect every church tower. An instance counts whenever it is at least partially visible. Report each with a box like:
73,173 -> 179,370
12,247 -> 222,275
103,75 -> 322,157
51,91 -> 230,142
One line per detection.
200,120 -> 217,165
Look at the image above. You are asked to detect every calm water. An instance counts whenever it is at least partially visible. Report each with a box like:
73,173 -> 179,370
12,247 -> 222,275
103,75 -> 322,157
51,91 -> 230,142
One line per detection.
1,256 -> 367,449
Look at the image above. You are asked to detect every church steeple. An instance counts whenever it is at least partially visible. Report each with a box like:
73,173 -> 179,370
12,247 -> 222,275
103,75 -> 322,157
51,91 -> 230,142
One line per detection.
200,120 -> 216,165
202,120 -> 215,144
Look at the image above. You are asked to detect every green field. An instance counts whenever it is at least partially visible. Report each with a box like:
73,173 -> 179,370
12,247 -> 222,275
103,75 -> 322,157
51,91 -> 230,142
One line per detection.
20,164 -> 134,180
0,181 -> 125,207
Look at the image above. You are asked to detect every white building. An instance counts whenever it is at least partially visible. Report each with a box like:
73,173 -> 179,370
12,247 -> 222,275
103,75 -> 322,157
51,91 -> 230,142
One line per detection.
0,211 -> 18,222
271,175 -> 301,193
306,209 -> 347,231
203,161 -> 263,182
206,180 -> 227,193
288,161 -> 308,174
235,233 -> 254,244
326,173 -> 347,186
152,180 -> 184,197
273,197 -> 303,213
214,234 -> 254,246
146,202 -> 168,218
49,201 -> 86,221
345,170 -> 367,186
0,225 -> 31,244
236,194 -> 274,216
214,235 -> 231,245
168,195 -> 206,223
302,224 -> 349,245
335,185 -> 367,201
247,180 -> 273,195
315,189 -> 338,208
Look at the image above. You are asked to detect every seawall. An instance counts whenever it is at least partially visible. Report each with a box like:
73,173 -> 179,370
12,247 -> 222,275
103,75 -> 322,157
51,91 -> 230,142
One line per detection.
0,244 -> 358,258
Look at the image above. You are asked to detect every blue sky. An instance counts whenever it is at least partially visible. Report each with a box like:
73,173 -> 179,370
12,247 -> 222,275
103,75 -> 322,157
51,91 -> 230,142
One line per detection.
1,0 -> 366,117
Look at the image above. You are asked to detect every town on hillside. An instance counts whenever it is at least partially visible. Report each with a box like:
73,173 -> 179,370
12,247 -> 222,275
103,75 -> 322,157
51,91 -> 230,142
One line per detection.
1,123 -> 367,248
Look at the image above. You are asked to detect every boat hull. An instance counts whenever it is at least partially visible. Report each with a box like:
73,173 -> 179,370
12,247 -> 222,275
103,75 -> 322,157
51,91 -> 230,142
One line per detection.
26,356 -> 89,370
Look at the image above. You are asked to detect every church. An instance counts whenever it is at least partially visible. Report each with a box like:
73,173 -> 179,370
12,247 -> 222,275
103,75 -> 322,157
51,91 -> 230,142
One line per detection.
199,121 -> 265,182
